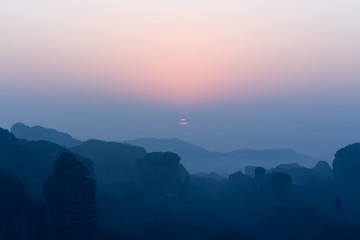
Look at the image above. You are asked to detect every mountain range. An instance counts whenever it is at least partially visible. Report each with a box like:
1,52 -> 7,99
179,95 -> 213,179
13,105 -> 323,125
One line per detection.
11,123 -> 321,175
0,127 -> 93,202
11,122 -> 82,148
126,138 -> 320,174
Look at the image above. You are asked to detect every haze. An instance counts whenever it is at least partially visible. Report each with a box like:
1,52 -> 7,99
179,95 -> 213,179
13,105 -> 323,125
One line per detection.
1,0 -> 360,160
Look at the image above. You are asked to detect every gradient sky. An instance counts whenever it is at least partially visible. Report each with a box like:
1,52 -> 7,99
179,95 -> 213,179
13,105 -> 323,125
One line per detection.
1,0 -> 360,161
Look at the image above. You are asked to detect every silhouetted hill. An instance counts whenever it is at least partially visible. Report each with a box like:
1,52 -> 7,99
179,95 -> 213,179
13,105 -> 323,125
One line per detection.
0,127 -> 93,202
71,140 -> 147,195
4,123 -> 360,239
267,163 -> 302,173
0,168 -> 43,239
312,161 -> 332,179
225,149 -> 317,168
11,122 -> 82,148
134,152 -> 189,198
126,138 -> 319,175
313,161 -> 332,174
126,138 -> 211,158
44,152 -> 97,239
9,124 -> 320,175
264,161 -> 333,185
72,140 -> 146,165
333,143 -> 360,191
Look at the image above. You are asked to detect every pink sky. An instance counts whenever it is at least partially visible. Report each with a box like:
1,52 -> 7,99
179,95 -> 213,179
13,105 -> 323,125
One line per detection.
1,0 -> 360,107
0,1 -> 360,161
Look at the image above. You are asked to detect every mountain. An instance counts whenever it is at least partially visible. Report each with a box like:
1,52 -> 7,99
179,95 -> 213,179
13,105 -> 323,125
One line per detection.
313,161 -> 332,177
126,138 -> 320,175
263,161 -> 333,185
71,140 -> 147,196
126,138 -> 211,158
0,127 -> 93,202
71,140 -> 147,166
9,123 -> 320,176
11,122 -> 82,148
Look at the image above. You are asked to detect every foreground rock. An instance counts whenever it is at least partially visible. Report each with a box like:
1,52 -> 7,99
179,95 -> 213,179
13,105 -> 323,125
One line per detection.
44,152 -> 97,240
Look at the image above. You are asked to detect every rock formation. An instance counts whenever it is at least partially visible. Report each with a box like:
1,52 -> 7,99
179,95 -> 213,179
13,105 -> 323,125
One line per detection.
0,168 -> 38,240
333,143 -> 360,194
134,152 -> 188,197
43,152 -> 96,239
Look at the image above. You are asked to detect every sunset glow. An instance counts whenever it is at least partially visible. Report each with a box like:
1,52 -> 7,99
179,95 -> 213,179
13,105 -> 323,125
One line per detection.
1,0 -> 360,106
1,0 -> 360,168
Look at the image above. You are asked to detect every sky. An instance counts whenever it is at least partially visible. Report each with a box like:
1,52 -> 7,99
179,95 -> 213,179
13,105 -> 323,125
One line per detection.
1,0 -> 360,161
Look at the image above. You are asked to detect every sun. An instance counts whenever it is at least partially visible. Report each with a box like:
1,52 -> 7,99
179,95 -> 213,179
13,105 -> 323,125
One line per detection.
179,118 -> 188,126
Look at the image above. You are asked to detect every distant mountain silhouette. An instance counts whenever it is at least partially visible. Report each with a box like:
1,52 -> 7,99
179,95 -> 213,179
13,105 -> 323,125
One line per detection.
134,152 -> 189,197
312,161 -> 332,179
0,127 -> 93,202
268,163 -> 302,172
126,138 -> 211,158
263,161 -> 333,185
71,140 -> 147,196
313,161 -> 332,174
3,122 -> 360,240
9,124 -> 320,175
11,122 -> 82,148
71,140 -> 146,166
126,138 -> 319,175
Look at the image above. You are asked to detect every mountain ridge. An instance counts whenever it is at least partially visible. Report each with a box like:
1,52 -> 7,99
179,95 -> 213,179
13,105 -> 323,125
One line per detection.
126,137 -> 320,174
11,122 -> 82,148
10,123 -> 321,175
